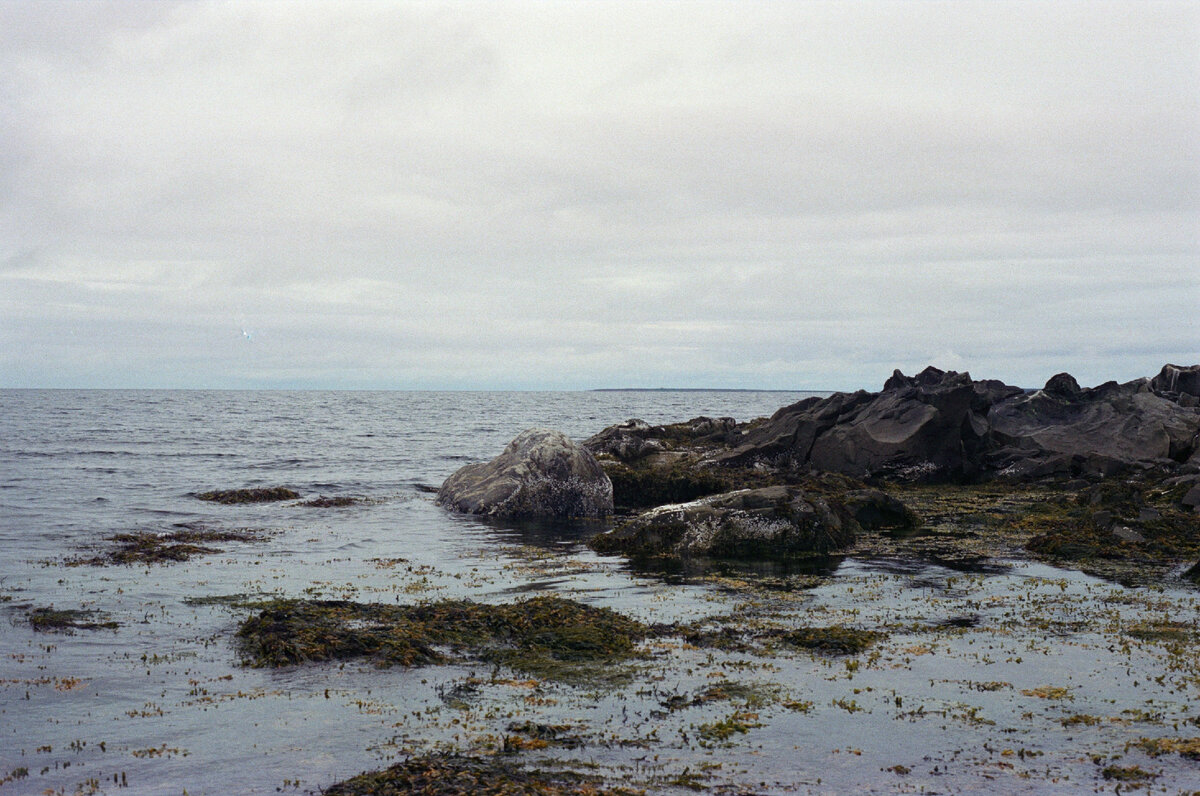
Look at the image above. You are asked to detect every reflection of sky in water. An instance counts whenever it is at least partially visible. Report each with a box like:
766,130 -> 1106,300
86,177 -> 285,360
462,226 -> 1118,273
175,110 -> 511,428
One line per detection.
1,390 -> 1198,794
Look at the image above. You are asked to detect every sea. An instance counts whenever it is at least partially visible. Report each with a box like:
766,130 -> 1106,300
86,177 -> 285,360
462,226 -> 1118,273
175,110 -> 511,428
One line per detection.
2,389 -> 1198,795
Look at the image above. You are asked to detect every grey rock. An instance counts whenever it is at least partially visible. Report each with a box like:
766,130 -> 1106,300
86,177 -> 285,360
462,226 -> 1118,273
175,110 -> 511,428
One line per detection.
589,485 -> 856,560
584,416 -> 738,463
1183,483 -> 1200,510
438,428 -> 613,518
583,419 -> 663,462
1112,526 -> 1146,544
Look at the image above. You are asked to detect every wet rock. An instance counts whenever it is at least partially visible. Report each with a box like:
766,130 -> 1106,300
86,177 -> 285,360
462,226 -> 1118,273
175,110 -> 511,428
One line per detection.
589,485 -> 856,560
438,428 -> 612,519
842,489 -> 921,530
601,458 -> 735,510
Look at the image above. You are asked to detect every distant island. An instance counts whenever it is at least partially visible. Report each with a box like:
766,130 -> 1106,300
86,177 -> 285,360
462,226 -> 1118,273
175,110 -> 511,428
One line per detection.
591,387 -> 809,393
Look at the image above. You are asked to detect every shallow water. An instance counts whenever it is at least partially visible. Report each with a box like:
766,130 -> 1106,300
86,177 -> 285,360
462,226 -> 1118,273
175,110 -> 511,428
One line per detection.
1,390 -> 1198,795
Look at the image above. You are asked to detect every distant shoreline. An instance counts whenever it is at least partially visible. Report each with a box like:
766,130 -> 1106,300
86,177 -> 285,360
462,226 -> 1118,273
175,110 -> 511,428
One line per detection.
591,387 -> 816,393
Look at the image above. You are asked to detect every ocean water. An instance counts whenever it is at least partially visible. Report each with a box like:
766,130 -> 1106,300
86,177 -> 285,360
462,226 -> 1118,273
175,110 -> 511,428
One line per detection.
2,390 -> 1198,795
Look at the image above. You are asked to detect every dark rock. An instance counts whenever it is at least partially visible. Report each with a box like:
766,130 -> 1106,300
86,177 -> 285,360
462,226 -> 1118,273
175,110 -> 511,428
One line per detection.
713,365 -> 1200,484
601,459 -> 734,510
1182,484 -> 1200,510
988,373 -> 1200,473
1043,372 -> 1081,398
1150,364 -> 1200,400
1185,560 -> 1200,582
722,368 -> 1021,482
842,489 -> 920,530
589,485 -> 856,560
437,429 -> 612,519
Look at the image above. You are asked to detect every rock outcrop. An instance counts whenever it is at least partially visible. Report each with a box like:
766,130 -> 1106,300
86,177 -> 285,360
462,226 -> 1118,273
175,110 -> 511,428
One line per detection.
986,375 -> 1200,478
715,365 -> 1200,483
438,429 -> 613,519
589,485 -> 857,560
718,366 -> 1024,482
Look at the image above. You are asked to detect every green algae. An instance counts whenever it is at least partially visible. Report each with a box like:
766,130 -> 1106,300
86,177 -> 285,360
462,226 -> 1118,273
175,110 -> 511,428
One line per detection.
323,752 -> 639,796
695,709 -> 763,743
195,487 -> 300,504
235,595 -> 651,680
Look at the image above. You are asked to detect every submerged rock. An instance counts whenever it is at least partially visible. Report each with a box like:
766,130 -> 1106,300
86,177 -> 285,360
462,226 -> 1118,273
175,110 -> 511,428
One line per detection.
438,428 -> 613,519
590,485 -> 857,560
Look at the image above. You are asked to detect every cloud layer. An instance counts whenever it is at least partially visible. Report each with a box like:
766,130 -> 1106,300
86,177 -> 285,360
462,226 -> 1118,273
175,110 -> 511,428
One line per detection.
2,0 -> 1197,389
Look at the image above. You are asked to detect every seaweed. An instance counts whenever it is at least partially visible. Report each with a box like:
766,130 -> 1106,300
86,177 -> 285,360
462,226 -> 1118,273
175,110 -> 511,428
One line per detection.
195,487 -> 300,504
299,496 -> 361,507
1128,737 -> 1200,761
322,752 -> 638,796
1022,479 -> 1200,563
28,607 -> 118,633
234,595 -> 651,680
777,625 -> 884,655
70,525 -> 269,566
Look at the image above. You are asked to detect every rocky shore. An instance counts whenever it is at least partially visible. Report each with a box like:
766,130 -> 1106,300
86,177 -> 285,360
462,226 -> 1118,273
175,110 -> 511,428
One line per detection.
440,364 -> 1200,583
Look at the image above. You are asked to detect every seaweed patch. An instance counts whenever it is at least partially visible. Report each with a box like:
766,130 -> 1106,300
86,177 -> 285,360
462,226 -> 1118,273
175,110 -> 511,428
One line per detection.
195,487 -> 300,504
68,525 -> 271,566
322,752 -> 640,795
27,606 -> 118,633
234,595 -> 652,680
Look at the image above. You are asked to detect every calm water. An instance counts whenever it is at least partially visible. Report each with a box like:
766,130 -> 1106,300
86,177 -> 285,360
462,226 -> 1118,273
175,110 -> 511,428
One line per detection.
2,390 -> 1198,795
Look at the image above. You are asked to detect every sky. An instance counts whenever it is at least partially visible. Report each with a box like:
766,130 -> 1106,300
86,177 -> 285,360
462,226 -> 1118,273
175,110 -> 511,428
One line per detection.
1,0 -> 1197,391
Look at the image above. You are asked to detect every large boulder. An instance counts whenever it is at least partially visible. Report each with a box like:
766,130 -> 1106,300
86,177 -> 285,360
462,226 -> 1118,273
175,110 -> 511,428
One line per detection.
437,429 -> 613,519
589,485 -> 857,560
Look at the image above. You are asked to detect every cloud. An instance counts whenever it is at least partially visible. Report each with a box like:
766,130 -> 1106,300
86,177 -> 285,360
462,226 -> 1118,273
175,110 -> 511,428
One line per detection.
1,0 -> 1197,390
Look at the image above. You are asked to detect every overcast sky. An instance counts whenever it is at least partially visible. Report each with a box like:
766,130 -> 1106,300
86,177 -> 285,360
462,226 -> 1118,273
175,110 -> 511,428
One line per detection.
1,0 -> 1196,390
